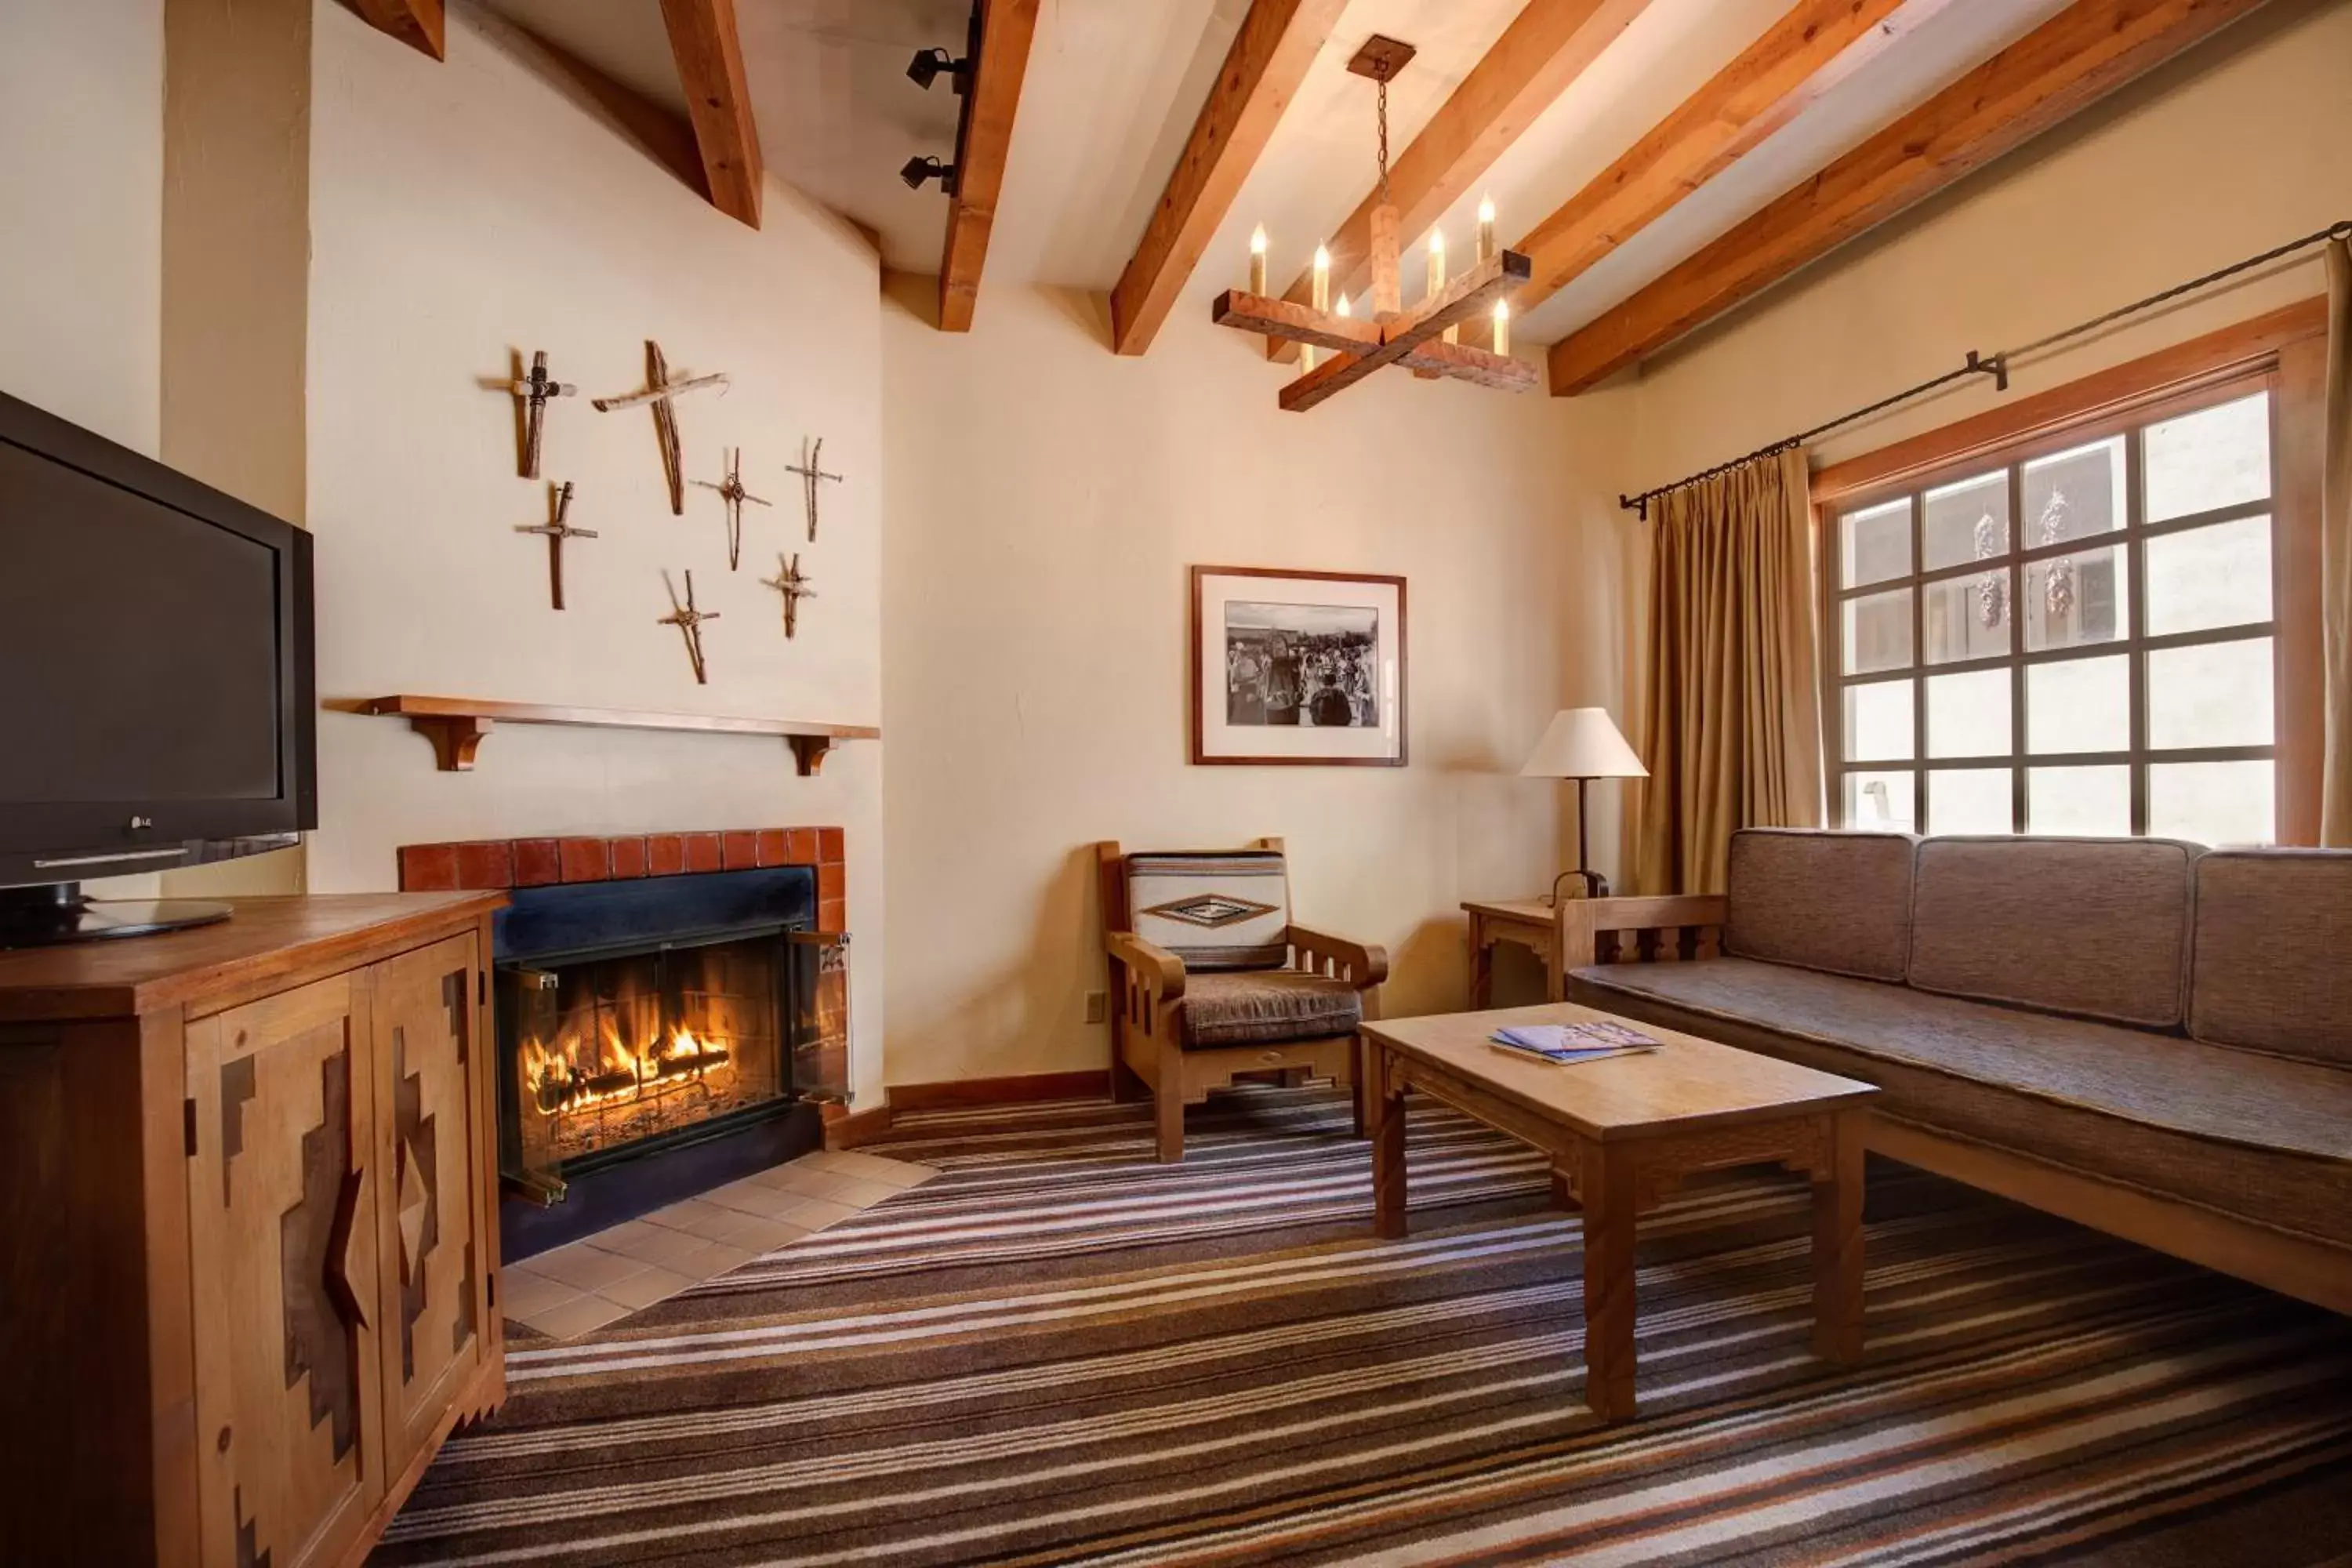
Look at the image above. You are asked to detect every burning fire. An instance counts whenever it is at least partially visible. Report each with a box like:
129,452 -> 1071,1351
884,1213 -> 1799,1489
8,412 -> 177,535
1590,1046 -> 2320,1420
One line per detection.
524,1020 -> 733,1119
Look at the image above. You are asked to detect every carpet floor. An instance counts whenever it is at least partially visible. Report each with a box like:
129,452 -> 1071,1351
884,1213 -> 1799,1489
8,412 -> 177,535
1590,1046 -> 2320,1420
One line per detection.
376,1086 -> 2352,1566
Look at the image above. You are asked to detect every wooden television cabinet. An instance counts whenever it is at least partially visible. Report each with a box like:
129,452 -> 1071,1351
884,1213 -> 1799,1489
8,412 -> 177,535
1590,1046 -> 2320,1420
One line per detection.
0,892 -> 506,1567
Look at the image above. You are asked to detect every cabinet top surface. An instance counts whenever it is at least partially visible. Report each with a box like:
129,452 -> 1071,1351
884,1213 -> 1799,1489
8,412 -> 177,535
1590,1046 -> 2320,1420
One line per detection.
0,892 -> 503,1021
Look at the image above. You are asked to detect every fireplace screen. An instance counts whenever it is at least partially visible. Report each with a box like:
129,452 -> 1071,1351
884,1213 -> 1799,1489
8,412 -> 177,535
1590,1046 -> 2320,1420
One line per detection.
505,935 -> 788,1181
496,924 -> 850,1200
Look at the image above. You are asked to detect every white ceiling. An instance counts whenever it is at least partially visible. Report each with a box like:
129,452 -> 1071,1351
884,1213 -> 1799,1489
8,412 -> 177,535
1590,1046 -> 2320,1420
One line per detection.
476,0 -> 2082,347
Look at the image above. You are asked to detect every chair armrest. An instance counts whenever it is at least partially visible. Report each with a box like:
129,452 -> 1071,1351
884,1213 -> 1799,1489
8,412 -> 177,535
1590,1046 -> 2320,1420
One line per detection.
1557,895 -> 1730,967
1286,924 -> 1390,989
1105,930 -> 1186,1000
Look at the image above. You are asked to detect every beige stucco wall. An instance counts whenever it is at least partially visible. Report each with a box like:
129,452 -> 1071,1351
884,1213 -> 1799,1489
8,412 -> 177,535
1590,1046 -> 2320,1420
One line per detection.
2,0 -> 168,899
299,4 -> 891,1106
9,0 -> 2344,1102
1625,0 -> 2352,492
879,278 -> 1632,1087
1606,0 -> 2352,866
0,0 -> 162,455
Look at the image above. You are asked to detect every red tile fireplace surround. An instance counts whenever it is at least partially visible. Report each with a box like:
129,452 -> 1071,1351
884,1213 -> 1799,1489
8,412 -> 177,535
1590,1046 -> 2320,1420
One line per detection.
397,826 -> 847,932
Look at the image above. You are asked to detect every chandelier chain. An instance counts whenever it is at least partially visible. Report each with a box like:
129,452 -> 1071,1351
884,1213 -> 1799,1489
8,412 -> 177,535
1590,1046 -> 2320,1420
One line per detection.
1376,76 -> 1391,205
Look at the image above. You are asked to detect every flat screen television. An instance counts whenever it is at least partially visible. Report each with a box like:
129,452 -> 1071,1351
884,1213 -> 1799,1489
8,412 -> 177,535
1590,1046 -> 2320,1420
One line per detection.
0,389 -> 315,945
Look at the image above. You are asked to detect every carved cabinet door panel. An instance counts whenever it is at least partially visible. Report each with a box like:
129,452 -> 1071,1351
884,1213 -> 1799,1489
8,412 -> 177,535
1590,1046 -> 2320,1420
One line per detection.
369,933 -> 495,1482
186,974 -> 385,1568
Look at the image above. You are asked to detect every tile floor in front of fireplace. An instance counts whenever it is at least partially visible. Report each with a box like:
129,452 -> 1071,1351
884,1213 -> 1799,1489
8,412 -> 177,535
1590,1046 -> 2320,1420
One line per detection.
497,1149 -> 935,1339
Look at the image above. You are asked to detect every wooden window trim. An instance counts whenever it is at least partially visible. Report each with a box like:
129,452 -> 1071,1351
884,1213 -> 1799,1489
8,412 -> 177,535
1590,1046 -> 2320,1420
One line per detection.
1813,296 -> 2328,844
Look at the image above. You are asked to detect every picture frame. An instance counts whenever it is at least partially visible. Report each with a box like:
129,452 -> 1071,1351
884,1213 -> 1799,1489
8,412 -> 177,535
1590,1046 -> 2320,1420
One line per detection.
1191,564 -> 1407,767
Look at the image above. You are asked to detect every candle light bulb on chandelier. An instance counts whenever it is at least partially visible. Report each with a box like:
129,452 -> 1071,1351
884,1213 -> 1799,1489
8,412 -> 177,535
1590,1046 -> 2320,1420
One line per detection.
1492,299 -> 1510,356
1305,246 -> 1330,373
1428,230 -> 1449,342
1335,294 -> 1352,318
1249,225 -> 1268,295
1477,194 -> 1497,262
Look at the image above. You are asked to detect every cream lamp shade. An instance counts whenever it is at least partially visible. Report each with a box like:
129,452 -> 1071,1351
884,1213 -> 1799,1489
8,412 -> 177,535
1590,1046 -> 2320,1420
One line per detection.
1523,708 -> 1645,902
1520,708 -> 1647,780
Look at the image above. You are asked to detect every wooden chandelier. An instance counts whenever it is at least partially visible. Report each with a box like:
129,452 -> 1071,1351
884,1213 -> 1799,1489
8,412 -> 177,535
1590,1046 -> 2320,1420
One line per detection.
1211,34 -> 1537,413
1214,244 -> 1535,412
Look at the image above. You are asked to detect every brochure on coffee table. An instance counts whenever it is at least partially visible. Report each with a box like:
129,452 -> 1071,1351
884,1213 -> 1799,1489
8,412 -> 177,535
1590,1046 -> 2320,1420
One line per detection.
1489,1019 -> 1660,1065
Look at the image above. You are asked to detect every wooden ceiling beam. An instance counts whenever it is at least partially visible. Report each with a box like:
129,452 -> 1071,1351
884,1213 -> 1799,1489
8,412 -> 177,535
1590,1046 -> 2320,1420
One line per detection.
348,0 -> 445,60
1547,0 -> 2272,394
939,0 -> 1045,332
659,0 -> 764,230
1266,0 -> 1654,365
1110,0 -> 1350,356
1509,0 -> 1958,325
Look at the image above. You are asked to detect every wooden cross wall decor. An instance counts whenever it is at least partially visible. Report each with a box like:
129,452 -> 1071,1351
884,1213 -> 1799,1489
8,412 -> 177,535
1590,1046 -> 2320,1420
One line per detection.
592,340 -> 728,514
761,552 -> 814,638
785,437 -> 843,543
692,447 -> 771,570
514,481 -> 597,611
658,568 -> 720,685
1210,38 -> 1537,413
509,350 -> 575,478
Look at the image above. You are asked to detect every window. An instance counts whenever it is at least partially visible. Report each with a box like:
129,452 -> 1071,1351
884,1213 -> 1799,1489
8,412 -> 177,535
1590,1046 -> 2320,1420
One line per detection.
1825,385 -> 2285,846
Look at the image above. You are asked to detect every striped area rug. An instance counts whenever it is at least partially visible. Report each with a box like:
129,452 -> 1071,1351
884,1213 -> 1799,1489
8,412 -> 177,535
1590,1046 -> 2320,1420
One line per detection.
377,1086 -> 2352,1566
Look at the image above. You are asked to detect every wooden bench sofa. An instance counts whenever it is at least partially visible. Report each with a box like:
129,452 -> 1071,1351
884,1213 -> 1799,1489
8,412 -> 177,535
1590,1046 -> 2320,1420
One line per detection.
1559,829 -> 2352,1316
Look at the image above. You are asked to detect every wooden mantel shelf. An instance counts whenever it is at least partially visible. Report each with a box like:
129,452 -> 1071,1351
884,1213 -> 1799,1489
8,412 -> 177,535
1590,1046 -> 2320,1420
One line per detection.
336,695 -> 880,775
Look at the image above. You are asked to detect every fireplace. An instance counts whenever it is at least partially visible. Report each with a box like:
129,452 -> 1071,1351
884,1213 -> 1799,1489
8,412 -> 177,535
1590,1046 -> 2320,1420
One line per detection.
484,862 -> 848,1258
505,929 -> 791,1178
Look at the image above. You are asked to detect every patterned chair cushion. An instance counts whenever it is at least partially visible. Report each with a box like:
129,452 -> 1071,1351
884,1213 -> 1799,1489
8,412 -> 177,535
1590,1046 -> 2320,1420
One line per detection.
1178,970 -> 1363,1050
1127,851 -> 1290,971
1724,828 -> 1918,982
1568,956 -> 2352,1250
2190,848 -> 2352,1068
1908,836 -> 2200,1029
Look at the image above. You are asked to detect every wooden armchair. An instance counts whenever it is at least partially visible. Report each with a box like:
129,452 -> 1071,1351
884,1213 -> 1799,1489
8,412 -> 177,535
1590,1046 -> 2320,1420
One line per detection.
1098,838 -> 1387,1163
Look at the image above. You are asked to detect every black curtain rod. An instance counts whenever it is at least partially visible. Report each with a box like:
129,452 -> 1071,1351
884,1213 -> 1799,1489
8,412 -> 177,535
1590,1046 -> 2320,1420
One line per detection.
1617,217 -> 2352,519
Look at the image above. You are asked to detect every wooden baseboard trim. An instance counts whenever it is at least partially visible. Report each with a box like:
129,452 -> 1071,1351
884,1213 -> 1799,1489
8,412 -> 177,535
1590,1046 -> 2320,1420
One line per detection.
822,1102 -> 895,1149
886,1070 -> 1111,1110
1867,1112 -> 2352,1317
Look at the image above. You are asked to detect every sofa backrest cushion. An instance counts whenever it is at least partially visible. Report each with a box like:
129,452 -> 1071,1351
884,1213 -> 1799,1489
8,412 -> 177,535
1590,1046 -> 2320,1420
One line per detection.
1126,851 -> 1290,971
1908,836 -> 2198,1028
1724,829 -> 1918,982
2189,849 -> 2352,1067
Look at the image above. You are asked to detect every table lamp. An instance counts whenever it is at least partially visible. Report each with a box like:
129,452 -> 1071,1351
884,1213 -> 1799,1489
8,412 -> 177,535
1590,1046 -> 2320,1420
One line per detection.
1520,707 -> 1648,903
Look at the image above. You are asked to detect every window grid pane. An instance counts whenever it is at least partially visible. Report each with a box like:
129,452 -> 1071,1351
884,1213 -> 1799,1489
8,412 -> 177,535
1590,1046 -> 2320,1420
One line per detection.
1826,387 -> 2277,847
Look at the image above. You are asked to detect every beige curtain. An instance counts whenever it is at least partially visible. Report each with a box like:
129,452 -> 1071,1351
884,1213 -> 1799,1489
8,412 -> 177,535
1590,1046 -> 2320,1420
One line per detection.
1633,446 -> 1826,895
2322,238 -> 2352,847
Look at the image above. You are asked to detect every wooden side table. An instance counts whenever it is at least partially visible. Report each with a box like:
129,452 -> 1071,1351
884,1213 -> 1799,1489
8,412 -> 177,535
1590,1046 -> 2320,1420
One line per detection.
1467,895 -> 1737,1007
1462,897 -> 1566,1007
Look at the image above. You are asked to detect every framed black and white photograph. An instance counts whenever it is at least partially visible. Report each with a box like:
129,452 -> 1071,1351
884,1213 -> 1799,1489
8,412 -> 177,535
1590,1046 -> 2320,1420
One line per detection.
1191,565 -> 1406,766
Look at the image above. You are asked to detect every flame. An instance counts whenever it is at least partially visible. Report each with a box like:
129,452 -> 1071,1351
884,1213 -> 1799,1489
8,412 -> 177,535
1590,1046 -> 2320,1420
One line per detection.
524,1014 -> 734,1120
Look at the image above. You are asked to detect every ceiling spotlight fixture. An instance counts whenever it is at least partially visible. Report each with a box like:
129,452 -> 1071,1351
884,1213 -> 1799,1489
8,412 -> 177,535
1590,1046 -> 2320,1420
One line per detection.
906,45 -> 971,93
900,155 -> 956,194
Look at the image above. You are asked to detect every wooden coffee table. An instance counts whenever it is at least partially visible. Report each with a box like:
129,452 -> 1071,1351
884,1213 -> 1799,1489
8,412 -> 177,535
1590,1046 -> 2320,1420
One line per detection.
1363,1001 -> 1878,1421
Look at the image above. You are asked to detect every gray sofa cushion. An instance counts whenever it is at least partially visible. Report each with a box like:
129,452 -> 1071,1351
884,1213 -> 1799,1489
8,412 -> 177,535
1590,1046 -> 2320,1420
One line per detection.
1907,836 -> 2199,1028
1723,828 -> 1917,982
1568,957 -> 2352,1249
1178,970 -> 1362,1050
2190,849 -> 2352,1068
